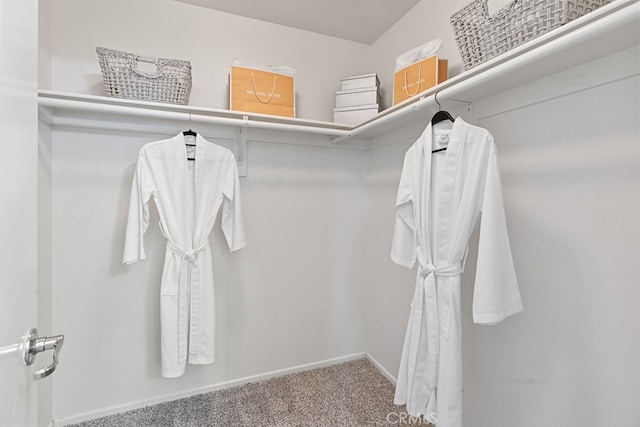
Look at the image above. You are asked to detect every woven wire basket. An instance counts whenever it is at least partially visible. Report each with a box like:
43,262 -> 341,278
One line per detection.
96,47 -> 192,105
450,0 -> 613,70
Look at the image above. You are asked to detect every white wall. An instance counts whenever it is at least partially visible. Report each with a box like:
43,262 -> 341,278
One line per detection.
364,46 -> 640,426
49,127 -> 369,420
38,0 -> 52,90
49,0 -> 372,122
364,136 -> 416,380
463,49 -> 640,427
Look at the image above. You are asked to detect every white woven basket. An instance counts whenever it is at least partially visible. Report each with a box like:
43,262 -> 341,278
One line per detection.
450,0 -> 614,70
96,47 -> 192,105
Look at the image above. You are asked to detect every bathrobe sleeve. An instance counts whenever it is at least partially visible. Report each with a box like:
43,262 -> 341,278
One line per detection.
391,148 -> 417,269
473,141 -> 523,324
123,149 -> 155,264
221,156 -> 247,252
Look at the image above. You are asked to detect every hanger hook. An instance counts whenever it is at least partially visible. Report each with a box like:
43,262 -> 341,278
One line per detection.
434,91 -> 442,111
189,113 -> 192,131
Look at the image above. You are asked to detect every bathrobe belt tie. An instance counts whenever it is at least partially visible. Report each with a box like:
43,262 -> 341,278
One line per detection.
166,240 -> 210,364
411,246 -> 466,393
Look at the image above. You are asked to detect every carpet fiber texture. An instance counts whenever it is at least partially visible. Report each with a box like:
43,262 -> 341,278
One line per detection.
71,358 -> 433,426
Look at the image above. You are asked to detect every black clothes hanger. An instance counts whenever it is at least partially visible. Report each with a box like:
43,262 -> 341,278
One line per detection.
431,91 -> 455,126
431,92 -> 454,154
431,110 -> 455,126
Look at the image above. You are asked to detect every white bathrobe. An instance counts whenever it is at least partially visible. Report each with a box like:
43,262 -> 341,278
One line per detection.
123,133 -> 246,378
392,118 -> 522,426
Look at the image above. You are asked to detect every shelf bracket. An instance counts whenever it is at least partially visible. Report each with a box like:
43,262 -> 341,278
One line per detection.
447,98 -> 472,107
236,115 -> 249,177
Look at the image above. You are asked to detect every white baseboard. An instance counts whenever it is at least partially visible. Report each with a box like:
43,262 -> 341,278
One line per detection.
365,352 -> 397,385
52,352 -> 367,426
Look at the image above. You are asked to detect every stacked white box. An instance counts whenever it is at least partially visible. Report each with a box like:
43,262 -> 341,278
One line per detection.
333,73 -> 381,126
340,73 -> 379,90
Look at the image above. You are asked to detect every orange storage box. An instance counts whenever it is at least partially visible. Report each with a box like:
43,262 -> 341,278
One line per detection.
393,54 -> 448,106
230,65 -> 295,118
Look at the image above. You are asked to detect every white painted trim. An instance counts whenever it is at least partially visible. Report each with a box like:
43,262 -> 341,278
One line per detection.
51,352 -> 366,426
38,91 -> 351,137
365,353 -> 397,386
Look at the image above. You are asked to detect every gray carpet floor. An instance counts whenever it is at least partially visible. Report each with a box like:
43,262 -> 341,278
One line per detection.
71,358 -> 433,426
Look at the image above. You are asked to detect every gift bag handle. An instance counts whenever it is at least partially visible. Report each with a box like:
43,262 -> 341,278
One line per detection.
251,72 -> 278,104
403,63 -> 422,97
129,55 -> 163,79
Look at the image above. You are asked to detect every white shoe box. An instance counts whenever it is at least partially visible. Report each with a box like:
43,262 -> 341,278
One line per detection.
333,104 -> 380,126
340,73 -> 379,91
335,86 -> 381,108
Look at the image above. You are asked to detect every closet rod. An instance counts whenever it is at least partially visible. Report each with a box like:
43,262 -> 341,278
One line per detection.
38,97 -> 352,138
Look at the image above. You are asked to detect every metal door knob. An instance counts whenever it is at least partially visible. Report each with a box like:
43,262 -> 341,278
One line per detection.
0,328 -> 65,380
27,330 -> 64,380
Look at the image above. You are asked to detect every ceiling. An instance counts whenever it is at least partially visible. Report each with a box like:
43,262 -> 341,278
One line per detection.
175,0 -> 421,45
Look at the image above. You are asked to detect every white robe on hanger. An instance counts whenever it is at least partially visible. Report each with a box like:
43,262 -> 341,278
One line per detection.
123,133 -> 246,378
392,118 -> 522,426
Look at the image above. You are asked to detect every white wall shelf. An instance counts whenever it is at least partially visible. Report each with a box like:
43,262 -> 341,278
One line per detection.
38,0 -> 639,151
